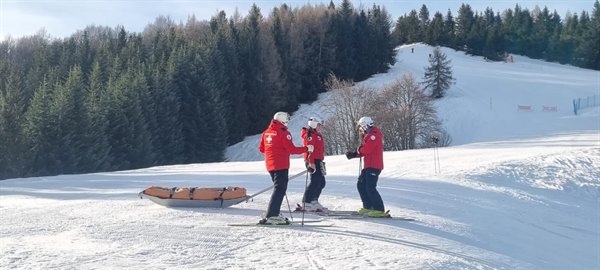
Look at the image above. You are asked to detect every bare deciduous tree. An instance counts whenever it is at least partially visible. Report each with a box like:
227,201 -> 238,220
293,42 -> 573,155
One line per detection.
373,74 -> 445,150
322,73 -> 450,154
321,73 -> 374,154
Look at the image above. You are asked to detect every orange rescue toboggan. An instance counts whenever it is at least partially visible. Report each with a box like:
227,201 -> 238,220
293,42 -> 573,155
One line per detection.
139,186 -> 249,208
138,170 -> 308,208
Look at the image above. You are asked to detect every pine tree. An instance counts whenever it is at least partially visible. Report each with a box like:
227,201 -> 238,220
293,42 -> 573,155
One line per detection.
197,45 -> 229,162
238,4 -> 271,134
83,61 -> 113,171
427,12 -> 445,45
213,13 -> 247,144
466,15 -> 486,55
422,47 -> 455,98
49,65 -> 88,174
455,4 -> 475,49
558,13 -> 579,64
531,7 -> 553,59
331,0 -> 357,79
291,5 -> 336,103
394,10 -> 420,44
418,5 -> 430,42
154,46 -> 184,164
270,5 -> 301,111
0,71 -> 26,179
23,79 -> 56,175
367,4 -> 396,74
576,5 -> 599,69
545,11 -> 564,63
353,10 -> 371,80
443,9 -> 456,48
105,66 -> 154,170
584,0 -> 600,69
258,13 -> 289,113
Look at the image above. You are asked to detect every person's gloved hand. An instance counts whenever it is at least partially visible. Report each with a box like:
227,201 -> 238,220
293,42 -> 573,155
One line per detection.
345,150 -> 358,160
307,163 -> 316,174
306,145 -> 314,153
305,161 -> 316,174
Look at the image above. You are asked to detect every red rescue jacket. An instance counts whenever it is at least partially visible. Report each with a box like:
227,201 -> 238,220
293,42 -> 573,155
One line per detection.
301,127 -> 324,164
259,120 -> 306,171
357,126 -> 384,170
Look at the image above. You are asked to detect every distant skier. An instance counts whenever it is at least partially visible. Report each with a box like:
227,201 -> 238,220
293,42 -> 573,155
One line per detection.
258,112 -> 313,225
297,116 -> 328,212
345,116 -> 389,217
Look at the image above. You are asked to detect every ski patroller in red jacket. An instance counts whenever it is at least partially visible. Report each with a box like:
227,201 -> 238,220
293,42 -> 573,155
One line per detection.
259,120 -> 306,172
357,126 -> 384,170
301,127 -> 324,164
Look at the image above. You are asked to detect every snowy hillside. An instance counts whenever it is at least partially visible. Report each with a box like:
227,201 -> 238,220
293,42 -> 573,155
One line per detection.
1,45 -> 599,269
226,44 -> 600,161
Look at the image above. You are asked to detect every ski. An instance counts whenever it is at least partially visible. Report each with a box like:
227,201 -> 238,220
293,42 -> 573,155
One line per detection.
322,215 -> 415,221
294,207 -> 416,221
293,203 -> 329,213
317,210 -> 360,216
312,210 -> 416,221
228,220 -> 333,227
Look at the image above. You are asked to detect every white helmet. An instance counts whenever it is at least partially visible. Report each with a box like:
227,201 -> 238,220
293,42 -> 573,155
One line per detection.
307,116 -> 322,129
273,112 -> 290,126
357,116 -> 374,130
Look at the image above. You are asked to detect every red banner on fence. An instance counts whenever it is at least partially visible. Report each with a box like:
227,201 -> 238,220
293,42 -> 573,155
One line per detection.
518,105 -> 532,111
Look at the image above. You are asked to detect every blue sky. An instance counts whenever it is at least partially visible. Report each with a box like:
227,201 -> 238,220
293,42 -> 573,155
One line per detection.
1,0 -> 595,40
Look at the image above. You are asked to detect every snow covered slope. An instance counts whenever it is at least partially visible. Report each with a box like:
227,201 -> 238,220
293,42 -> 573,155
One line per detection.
226,44 -> 600,161
1,45 -> 599,269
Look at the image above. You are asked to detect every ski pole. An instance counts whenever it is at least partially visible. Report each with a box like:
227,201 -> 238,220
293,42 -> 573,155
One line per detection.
284,194 -> 294,221
301,167 -> 309,227
432,136 -> 441,174
359,157 -> 363,175
302,153 -> 312,227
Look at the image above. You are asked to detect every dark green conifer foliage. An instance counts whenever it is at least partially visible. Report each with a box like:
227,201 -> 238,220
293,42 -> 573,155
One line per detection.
48,66 -> 89,174
331,0 -> 358,79
196,45 -> 229,162
418,5 -> 430,42
584,1 -> 600,69
427,12 -> 445,45
238,4 -> 271,134
455,4 -> 474,50
210,12 -> 247,144
23,79 -> 56,175
423,47 -> 455,99
368,4 -> 396,73
353,10 -> 370,80
84,61 -> 113,171
154,46 -> 184,164
104,65 -> 154,170
0,71 -> 26,178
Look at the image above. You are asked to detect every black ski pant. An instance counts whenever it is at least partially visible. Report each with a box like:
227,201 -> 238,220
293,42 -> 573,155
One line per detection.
266,169 -> 289,218
357,168 -> 384,211
303,159 -> 326,203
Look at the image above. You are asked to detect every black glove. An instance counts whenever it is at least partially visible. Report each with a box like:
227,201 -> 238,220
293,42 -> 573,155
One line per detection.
305,161 -> 315,174
345,150 -> 358,160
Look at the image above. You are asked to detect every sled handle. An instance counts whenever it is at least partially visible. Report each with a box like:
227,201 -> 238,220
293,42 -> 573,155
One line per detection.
237,169 -> 307,204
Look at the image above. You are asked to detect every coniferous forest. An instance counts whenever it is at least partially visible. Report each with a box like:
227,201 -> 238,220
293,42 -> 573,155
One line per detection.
394,2 -> 600,68
1,1 -> 598,179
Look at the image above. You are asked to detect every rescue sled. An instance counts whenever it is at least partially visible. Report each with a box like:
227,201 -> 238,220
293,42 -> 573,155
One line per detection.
139,186 -> 249,208
139,170 -> 308,208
